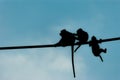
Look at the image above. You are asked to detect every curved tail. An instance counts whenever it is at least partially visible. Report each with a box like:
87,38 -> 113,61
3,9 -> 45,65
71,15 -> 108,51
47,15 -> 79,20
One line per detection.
71,45 -> 76,78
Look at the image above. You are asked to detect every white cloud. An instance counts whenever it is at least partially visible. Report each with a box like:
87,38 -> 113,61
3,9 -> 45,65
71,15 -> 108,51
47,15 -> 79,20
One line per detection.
0,48 -> 88,80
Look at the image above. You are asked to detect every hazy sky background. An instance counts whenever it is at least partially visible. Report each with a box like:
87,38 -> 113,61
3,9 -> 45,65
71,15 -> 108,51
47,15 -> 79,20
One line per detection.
0,0 -> 120,80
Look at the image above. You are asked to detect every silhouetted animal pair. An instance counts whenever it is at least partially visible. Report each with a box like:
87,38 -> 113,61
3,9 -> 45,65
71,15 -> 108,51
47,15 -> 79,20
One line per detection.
56,28 -> 107,62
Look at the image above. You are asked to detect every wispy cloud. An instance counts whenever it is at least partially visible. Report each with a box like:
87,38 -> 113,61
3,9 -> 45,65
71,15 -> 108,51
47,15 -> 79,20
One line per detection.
0,48 -> 88,80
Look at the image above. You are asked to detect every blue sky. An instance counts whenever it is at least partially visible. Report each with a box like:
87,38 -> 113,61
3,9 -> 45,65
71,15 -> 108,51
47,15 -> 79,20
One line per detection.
0,0 -> 120,80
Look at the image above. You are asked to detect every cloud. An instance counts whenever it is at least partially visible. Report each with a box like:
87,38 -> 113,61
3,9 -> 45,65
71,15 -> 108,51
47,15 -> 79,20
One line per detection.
0,47 -> 88,80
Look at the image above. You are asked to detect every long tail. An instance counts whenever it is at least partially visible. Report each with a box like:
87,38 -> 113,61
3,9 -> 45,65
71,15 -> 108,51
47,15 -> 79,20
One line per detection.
74,44 -> 81,52
99,55 -> 103,62
71,45 -> 76,78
